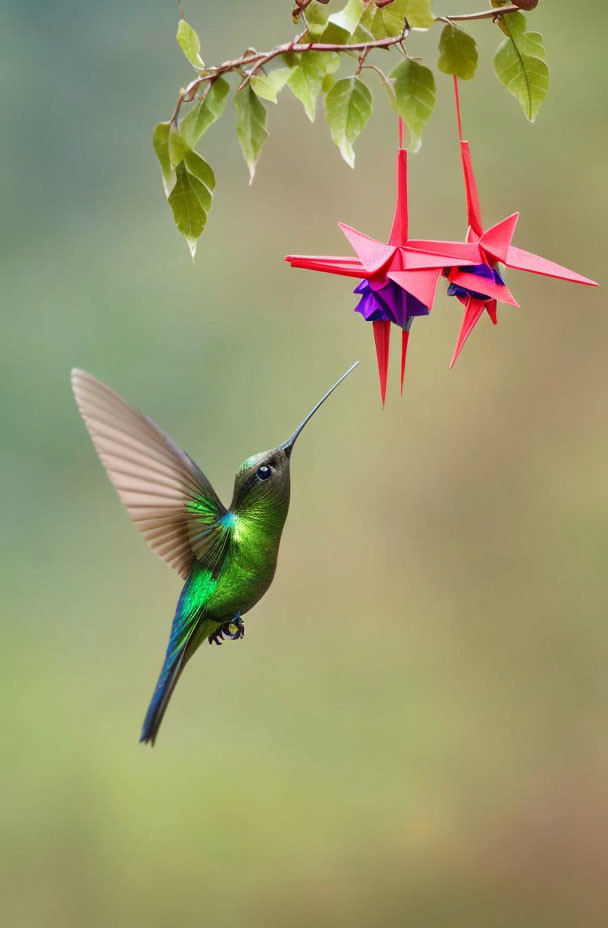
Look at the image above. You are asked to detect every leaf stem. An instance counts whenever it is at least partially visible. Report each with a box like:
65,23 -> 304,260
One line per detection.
446,5 -> 518,20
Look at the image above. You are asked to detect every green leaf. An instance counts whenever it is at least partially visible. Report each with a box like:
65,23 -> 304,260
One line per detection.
304,3 -> 332,39
493,13 -> 549,121
324,76 -> 372,168
362,0 -> 434,39
184,150 -> 215,193
322,71 -> 337,95
497,11 -> 547,62
287,51 -> 340,122
322,0 -> 365,44
234,86 -> 268,184
496,8 -> 526,37
390,58 -> 436,152
250,67 -> 293,103
405,0 -> 436,28
180,77 -> 230,148
153,122 -> 176,197
167,160 -> 213,257
350,23 -> 376,44
438,24 -> 478,80
521,31 -> 547,63
168,122 -> 191,169
176,19 -> 204,69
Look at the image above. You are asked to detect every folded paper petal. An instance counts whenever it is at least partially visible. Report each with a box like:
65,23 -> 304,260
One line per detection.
450,297 -> 488,368
339,224 -> 397,275
388,268 -> 442,308
480,214 -> 519,264
505,246 -> 598,286
408,239 -> 481,264
400,329 -> 410,394
285,254 -> 365,278
447,265 -> 519,307
372,319 -> 391,405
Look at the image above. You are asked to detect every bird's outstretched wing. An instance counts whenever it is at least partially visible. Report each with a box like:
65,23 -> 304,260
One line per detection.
72,369 -> 230,580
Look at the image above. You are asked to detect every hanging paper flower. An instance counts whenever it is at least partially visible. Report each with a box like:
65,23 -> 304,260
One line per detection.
286,122 -> 477,403
447,77 -> 598,367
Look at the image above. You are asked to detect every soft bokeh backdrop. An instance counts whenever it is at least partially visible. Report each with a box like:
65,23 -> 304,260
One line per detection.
2,1 -> 607,925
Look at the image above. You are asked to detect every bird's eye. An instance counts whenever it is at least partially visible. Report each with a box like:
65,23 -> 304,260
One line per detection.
256,464 -> 272,481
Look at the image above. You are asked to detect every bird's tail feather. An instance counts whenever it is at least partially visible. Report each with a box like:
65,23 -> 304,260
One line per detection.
139,645 -> 191,746
140,592 -> 204,746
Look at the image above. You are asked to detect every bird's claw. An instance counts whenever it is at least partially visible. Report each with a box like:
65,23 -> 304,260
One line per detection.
208,613 -> 245,646
224,614 -> 245,640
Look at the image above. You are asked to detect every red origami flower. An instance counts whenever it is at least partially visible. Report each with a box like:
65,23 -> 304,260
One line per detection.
286,122 -> 478,403
447,77 -> 598,367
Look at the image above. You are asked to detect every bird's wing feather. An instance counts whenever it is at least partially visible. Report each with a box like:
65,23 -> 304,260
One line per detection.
71,369 -> 230,579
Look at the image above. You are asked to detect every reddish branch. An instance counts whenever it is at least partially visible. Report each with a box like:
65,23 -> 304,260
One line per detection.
170,4 -> 520,124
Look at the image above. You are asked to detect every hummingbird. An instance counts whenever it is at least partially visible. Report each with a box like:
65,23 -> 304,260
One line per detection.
71,362 -> 358,745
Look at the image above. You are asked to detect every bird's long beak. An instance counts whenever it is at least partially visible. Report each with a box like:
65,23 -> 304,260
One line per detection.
281,361 -> 359,457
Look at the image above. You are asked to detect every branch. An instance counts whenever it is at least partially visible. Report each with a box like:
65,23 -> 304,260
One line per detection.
175,27 -> 409,120
170,5 -> 519,123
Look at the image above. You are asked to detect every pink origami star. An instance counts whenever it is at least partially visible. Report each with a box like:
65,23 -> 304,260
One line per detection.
286,122 -> 478,403
447,77 -> 598,367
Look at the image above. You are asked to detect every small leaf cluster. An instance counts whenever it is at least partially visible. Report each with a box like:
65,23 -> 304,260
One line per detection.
156,0 -> 547,256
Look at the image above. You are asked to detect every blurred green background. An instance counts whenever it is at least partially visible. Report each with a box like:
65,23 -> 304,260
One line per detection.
2,1 -> 607,925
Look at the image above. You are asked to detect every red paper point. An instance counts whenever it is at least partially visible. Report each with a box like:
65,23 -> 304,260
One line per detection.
373,319 -> 391,405
505,245 -> 598,286
339,224 -> 396,275
285,254 -> 365,279
450,297 -> 486,368
481,213 -> 519,263
400,329 -> 410,394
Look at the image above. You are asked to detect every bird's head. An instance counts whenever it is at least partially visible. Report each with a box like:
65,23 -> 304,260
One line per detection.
230,362 -> 358,518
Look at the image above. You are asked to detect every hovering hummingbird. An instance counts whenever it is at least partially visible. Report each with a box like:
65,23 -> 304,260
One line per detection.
71,363 -> 358,745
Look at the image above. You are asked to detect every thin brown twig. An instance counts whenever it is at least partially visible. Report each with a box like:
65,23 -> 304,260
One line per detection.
355,48 -> 369,76
238,29 -> 307,89
362,61 -> 395,87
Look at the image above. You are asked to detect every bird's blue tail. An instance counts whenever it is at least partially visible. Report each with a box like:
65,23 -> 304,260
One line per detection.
139,648 -> 188,747
140,592 -> 199,746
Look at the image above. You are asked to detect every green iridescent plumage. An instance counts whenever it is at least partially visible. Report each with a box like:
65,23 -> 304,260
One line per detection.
71,363 -> 357,745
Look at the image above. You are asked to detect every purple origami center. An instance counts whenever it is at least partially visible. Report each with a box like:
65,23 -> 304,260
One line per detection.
447,263 -> 505,302
353,278 -> 429,330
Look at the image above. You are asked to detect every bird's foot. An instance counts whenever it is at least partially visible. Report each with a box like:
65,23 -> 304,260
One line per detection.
224,614 -> 245,640
208,612 -> 245,646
